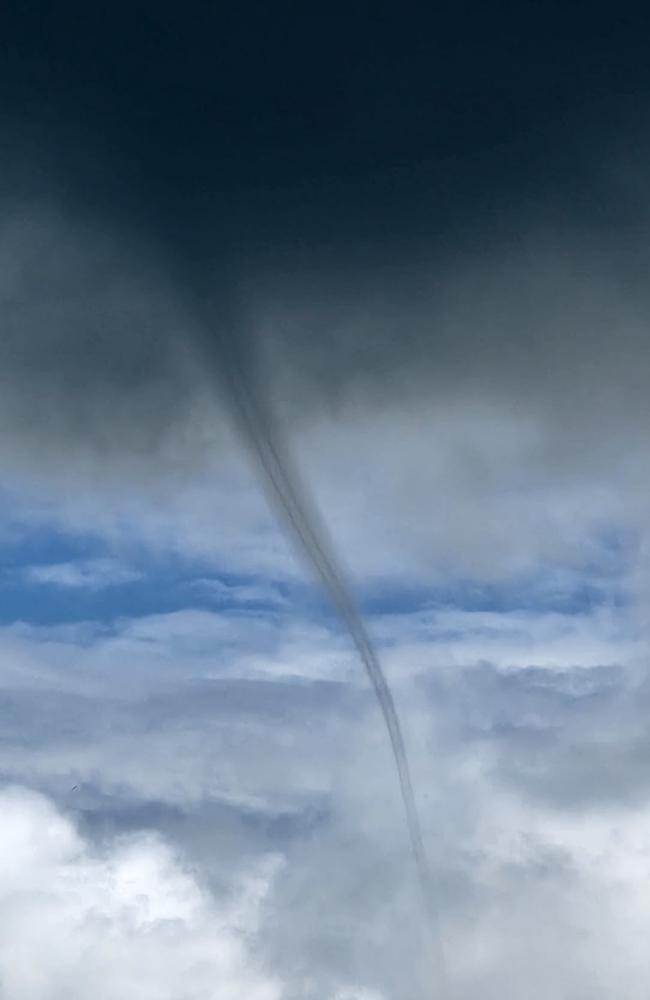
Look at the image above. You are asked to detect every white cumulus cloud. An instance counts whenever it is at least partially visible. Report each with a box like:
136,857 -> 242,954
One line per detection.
0,785 -> 282,1000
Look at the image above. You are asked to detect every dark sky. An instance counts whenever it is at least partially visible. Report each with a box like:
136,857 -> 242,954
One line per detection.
3,2 -> 649,257
2,1 -> 650,464
3,1 -> 650,469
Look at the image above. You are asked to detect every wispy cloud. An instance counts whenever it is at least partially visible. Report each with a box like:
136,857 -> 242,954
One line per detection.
21,557 -> 142,590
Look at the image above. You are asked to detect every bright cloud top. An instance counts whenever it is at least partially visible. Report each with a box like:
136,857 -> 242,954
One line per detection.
0,786 -> 282,1000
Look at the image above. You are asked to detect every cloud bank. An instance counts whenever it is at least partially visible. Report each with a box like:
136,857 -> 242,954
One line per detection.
0,785 -> 281,1000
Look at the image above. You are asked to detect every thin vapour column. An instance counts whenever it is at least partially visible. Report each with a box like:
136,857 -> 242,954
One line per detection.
194,312 -> 448,996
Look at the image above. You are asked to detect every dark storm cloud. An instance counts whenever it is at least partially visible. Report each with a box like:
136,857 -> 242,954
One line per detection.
0,212 -> 196,465
3,3 -> 636,221
1,0 -> 650,456
4,2 -> 649,220
1,3 -> 648,283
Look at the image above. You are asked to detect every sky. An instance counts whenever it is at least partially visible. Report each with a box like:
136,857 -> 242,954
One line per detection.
2,3 -> 650,998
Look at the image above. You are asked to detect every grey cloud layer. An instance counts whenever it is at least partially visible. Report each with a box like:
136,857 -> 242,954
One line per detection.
4,156 -> 650,460
3,180 -> 650,587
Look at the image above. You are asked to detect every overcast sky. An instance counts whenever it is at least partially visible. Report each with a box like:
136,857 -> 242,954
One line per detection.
2,4 -> 650,998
